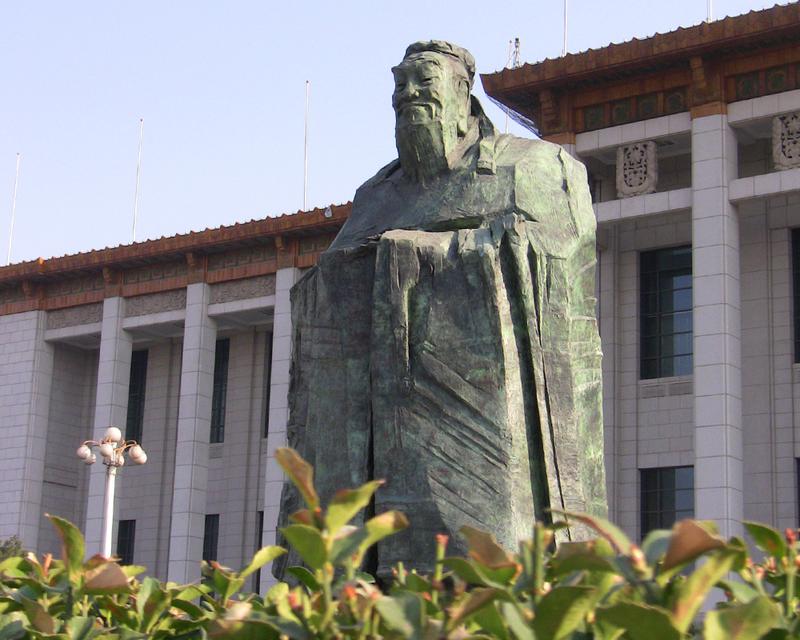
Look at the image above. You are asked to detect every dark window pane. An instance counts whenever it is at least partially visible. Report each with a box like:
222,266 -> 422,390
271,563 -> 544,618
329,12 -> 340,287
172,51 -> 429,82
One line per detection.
211,339 -> 230,444
642,315 -> 659,337
253,511 -> 264,593
116,520 -> 136,565
125,350 -> 148,443
675,489 -> 694,511
641,293 -> 659,314
263,333 -> 273,439
642,338 -> 659,359
673,355 -> 693,376
793,230 -> 800,363
641,359 -> 658,379
640,467 -> 694,538
664,311 -> 692,334
675,466 -> 694,489
661,333 -> 692,358
203,514 -> 219,562
640,246 -> 693,379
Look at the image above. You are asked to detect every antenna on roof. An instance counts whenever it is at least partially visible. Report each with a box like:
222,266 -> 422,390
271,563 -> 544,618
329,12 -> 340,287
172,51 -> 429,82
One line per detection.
303,80 -> 310,211
706,0 -> 713,22
132,118 -> 144,243
6,153 -> 21,266
562,0 -> 569,56
504,38 -> 521,133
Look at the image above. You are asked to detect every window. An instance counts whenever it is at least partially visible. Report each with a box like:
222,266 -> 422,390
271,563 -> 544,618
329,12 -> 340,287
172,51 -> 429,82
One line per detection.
126,350 -> 148,443
792,230 -> 800,362
253,510 -> 264,592
116,520 -> 136,565
263,333 -> 272,438
796,459 -> 800,526
640,246 -> 693,379
203,514 -> 219,562
640,466 -> 694,537
210,339 -> 230,443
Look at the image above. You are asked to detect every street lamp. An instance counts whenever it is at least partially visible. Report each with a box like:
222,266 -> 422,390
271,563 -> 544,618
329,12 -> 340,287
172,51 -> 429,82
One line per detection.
76,426 -> 147,558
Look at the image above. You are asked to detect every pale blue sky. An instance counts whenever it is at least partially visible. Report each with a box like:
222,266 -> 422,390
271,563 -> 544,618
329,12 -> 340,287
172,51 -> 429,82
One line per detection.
0,1 -> 785,263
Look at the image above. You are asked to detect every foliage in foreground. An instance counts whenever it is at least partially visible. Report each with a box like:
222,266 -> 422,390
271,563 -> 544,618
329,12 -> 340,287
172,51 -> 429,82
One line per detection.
1,449 -> 799,638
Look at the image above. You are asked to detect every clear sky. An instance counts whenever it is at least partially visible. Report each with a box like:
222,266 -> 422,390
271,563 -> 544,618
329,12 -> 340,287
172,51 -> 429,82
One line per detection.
0,0 -> 787,263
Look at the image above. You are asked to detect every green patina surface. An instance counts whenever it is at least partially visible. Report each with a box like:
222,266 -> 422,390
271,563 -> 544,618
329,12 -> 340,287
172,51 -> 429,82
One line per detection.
276,41 -> 606,579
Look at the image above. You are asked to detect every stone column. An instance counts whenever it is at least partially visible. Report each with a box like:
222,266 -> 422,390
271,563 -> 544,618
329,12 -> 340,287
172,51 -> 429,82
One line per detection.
85,297 -> 132,554
15,311 -> 54,549
167,282 -> 217,583
260,266 -> 299,592
691,112 -> 743,538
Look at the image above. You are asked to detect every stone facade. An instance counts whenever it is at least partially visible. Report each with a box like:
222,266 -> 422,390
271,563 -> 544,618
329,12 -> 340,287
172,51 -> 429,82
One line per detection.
0,5 -> 799,588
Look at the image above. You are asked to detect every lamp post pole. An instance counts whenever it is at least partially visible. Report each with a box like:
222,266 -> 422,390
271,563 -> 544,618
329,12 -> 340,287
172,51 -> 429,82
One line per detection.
76,426 -> 148,558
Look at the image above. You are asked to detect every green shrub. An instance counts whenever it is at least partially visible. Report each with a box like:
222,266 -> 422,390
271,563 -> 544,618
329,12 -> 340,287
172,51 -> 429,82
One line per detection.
0,536 -> 23,562
0,447 -> 796,638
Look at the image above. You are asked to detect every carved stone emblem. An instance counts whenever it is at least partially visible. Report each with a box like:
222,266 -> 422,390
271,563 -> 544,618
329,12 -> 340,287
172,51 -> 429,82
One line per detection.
616,141 -> 658,198
773,112 -> 800,170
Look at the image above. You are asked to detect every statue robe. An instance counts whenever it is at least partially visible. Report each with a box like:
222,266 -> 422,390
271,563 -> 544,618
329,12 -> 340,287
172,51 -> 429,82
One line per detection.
278,122 -> 606,577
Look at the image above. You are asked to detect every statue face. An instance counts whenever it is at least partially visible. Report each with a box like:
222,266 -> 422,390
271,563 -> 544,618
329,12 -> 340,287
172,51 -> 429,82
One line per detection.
391,52 -> 468,129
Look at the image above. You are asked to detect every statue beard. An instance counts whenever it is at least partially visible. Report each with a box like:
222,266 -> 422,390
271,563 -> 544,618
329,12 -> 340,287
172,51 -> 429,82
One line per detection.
395,119 -> 458,183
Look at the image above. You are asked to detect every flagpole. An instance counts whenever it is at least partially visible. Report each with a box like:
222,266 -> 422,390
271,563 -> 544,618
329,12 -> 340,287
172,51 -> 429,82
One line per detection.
132,118 -> 144,243
7,153 -> 21,266
562,0 -> 569,56
303,80 -> 310,211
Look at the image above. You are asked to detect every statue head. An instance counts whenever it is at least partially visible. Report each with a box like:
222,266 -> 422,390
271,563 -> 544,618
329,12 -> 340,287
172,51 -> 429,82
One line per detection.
392,41 -> 476,182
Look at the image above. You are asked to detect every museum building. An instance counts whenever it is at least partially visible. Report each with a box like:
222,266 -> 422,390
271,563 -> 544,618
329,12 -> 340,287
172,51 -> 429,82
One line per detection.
0,3 -> 799,590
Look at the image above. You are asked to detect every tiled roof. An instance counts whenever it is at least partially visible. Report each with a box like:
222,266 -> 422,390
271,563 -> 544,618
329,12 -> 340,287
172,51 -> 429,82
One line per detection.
0,202 -> 351,283
482,2 -> 800,95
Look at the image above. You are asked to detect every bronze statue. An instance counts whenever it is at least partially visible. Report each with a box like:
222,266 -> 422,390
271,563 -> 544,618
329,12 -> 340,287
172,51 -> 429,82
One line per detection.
277,41 -> 606,578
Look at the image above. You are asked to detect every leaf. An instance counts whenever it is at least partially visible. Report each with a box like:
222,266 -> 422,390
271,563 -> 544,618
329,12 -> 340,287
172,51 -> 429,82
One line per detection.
65,616 -> 98,640
375,592 -> 424,639
704,595 -> 781,639
240,546 -> 286,579
662,519 -> 725,570
263,615 -> 312,640
281,525 -> 327,570
442,558 -> 487,586
0,614 -> 25,640
550,509 -> 632,555
499,602 -> 534,640
275,448 -> 319,509
286,566 -> 321,592
595,602 -> 680,640
531,586 -> 596,640
448,588 -> 503,627
289,510 -> 314,526
671,547 -> 740,633
718,578 -> 759,604
46,514 -> 85,579
744,521 -> 788,559
472,603 -> 511,640
459,526 -> 514,568
20,597 -> 55,634
550,539 -> 617,576
137,577 -> 170,632
354,511 -> 409,563
121,565 -> 147,578
210,619 -> 282,640
641,529 -> 672,566
84,561 -> 130,593
325,480 -> 384,533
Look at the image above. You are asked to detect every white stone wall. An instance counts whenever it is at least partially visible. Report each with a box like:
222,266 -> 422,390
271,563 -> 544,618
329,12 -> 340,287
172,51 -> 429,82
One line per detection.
0,311 -> 53,547
38,345 -> 97,556
599,211 -> 694,539
206,329 -> 271,572
115,340 -> 181,578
